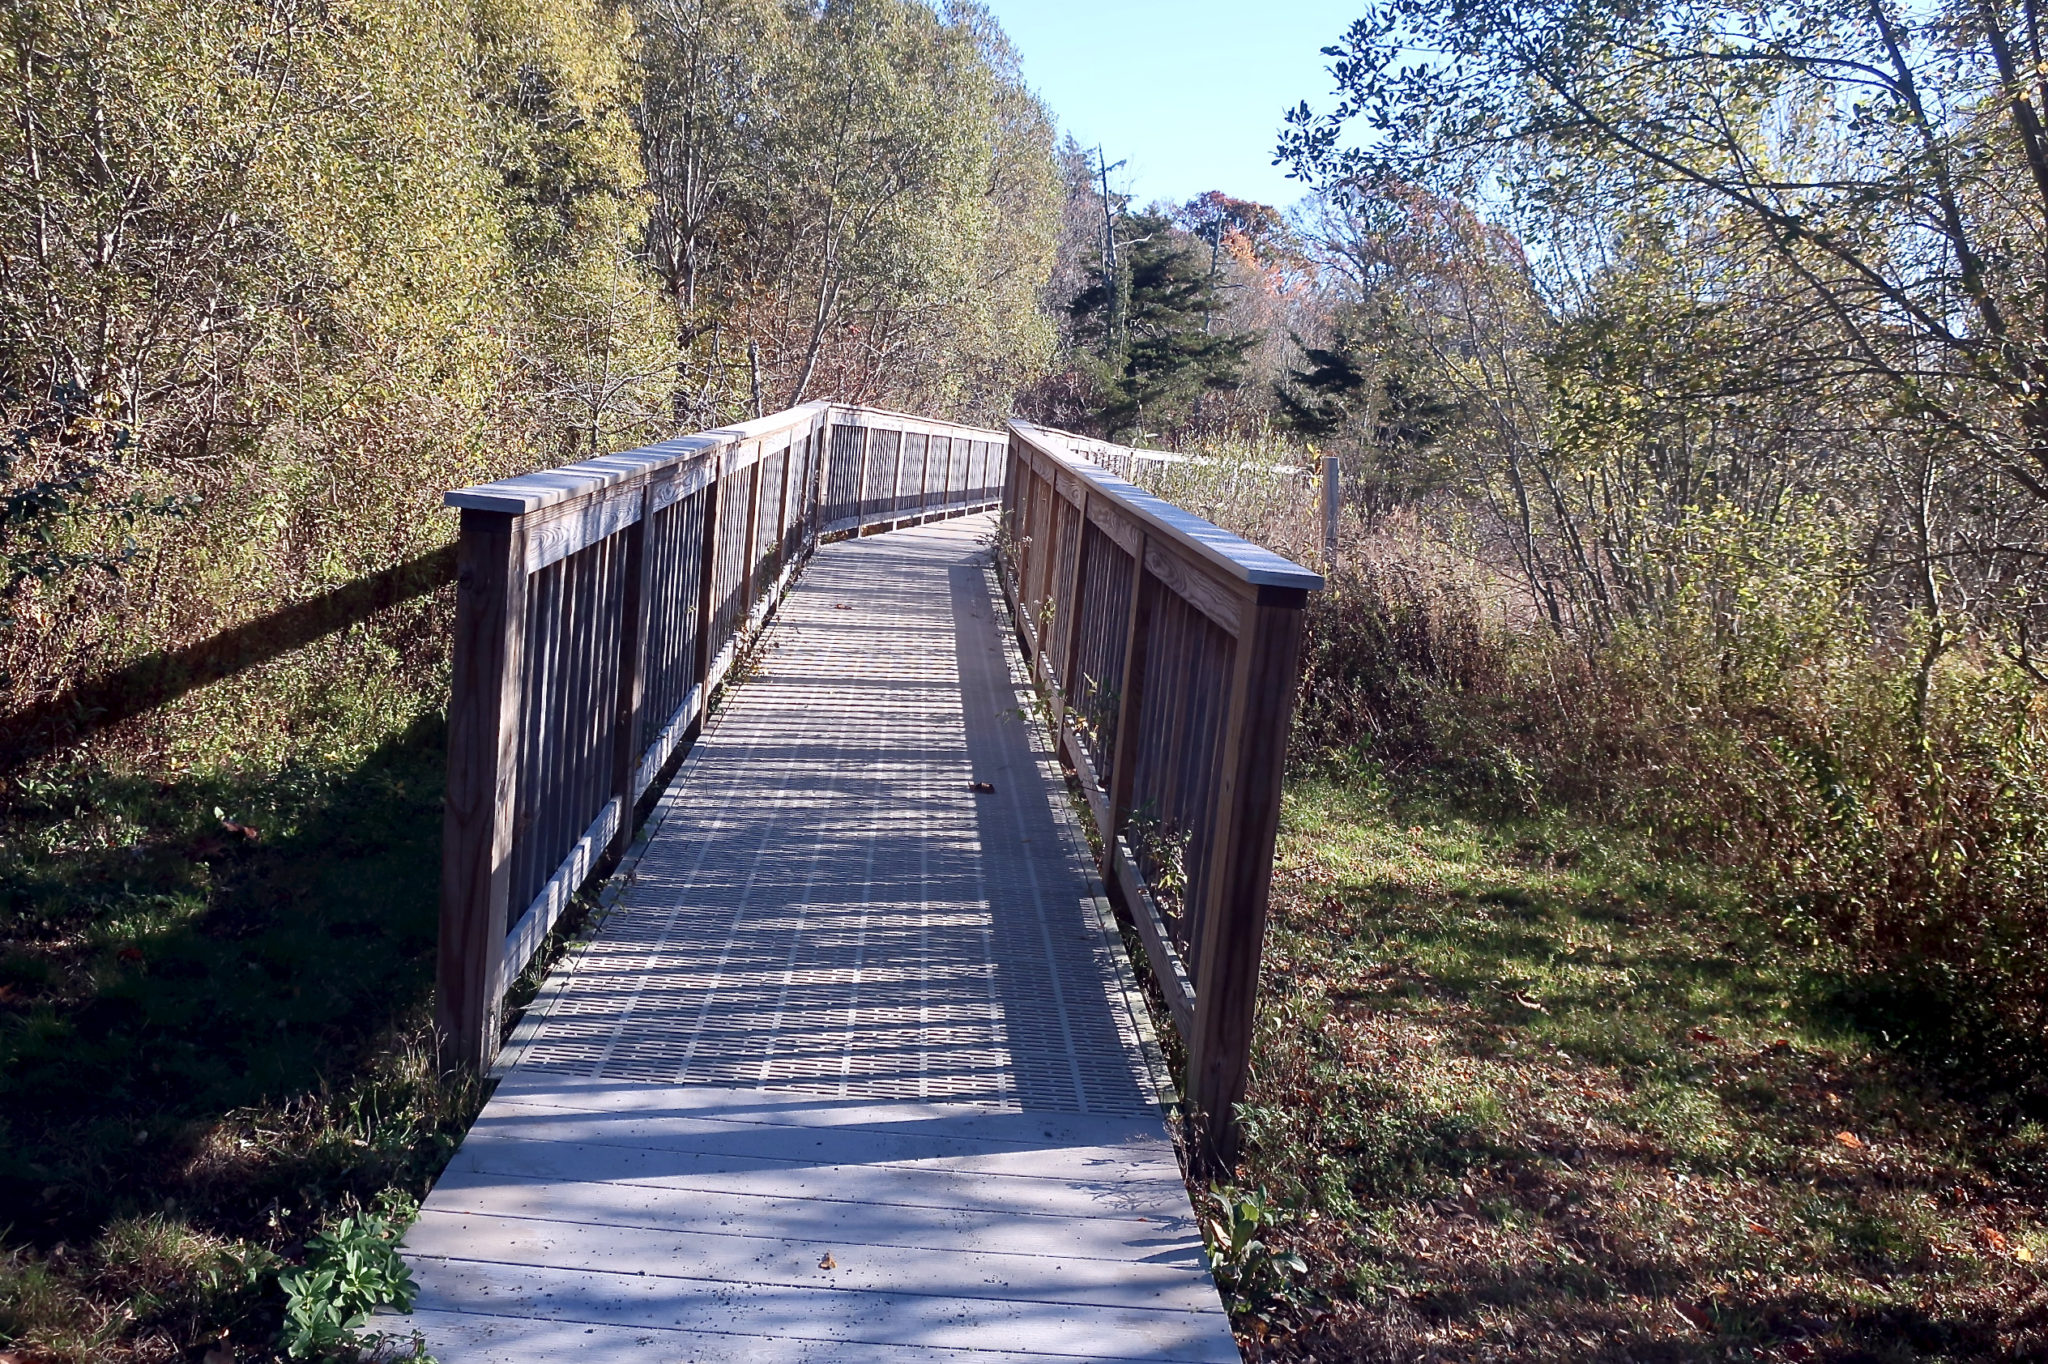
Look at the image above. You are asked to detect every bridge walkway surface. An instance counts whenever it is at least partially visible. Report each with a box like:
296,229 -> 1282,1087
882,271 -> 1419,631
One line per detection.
394,515 -> 1241,1362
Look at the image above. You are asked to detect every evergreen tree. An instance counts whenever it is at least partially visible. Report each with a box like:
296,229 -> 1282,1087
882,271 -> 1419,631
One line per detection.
1276,320 -> 1461,522
1068,212 -> 1252,441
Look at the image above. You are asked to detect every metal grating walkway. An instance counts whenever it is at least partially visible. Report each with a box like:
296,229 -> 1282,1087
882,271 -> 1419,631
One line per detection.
396,517 -> 1239,1362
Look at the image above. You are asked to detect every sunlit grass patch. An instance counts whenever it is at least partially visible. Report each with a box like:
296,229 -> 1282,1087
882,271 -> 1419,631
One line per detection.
1233,774 -> 2048,1361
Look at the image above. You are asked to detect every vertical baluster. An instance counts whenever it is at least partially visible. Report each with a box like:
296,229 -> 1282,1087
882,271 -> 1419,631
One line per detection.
610,484 -> 652,850
692,448 -> 725,714
1105,531 -> 1152,843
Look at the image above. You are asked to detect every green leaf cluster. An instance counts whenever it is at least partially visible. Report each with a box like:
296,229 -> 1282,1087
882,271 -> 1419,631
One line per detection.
276,1209 -> 421,1360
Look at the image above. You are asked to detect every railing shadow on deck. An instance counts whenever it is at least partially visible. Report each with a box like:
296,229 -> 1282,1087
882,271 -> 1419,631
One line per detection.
997,420 -> 1322,1167
436,403 -> 1008,1071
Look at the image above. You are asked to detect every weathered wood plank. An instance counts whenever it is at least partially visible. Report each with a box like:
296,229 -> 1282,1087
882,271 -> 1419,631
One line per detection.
1142,540 -> 1243,637
401,1209 -> 1218,1311
395,1307 -> 1204,1364
459,1105 -> 1180,1183
404,1258 -> 1239,1362
482,1079 -> 1171,1143
444,1136 -> 1190,1223
1187,585 -> 1309,1167
416,1168 -> 1198,1264
437,510 -> 527,1071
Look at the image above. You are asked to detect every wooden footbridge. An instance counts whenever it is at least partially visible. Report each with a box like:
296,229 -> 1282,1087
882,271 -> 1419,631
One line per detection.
406,404 -> 1321,1360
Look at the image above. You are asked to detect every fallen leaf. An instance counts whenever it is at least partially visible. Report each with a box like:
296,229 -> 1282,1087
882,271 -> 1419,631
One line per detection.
834,603 -> 852,610
1834,1130 -> 1865,1150
117,946 -> 144,963
2019,1245 -> 2036,1263
818,1251 -> 837,1270
969,780 -> 994,794
1767,1038 -> 1792,1052
1746,1222 -> 1771,1236
1983,1228 -> 2011,1253
1689,1027 -> 1723,1044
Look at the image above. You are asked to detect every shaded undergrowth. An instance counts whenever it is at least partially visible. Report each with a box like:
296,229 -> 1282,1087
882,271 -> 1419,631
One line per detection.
1233,774 -> 2048,1362
0,712 -> 482,1362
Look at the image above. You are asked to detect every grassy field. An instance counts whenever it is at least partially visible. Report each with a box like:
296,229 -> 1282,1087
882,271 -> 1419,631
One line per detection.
1228,775 -> 2048,1362
0,715 -> 480,1362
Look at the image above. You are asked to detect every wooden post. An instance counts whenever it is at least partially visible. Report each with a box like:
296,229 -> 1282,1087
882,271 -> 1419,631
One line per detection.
1048,492 -> 1091,733
693,450 -> 725,695
1321,454 -> 1340,572
1001,436 -> 1020,526
773,436 -> 793,575
855,425 -> 874,533
741,447 -> 763,603
437,508 -> 528,1073
893,432 -> 909,525
1044,488 -> 1086,715
608,485 -> 653,855
1186,586 -> 1309,1169
806,419 -> 828,550
1104,533 -> 1152,838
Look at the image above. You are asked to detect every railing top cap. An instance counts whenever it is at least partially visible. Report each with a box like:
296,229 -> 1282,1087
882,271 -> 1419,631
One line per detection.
444,402 -> 1012,515
829,403 -> 1008,441
444,402 -> 836,515
1009,421 -> 1325,592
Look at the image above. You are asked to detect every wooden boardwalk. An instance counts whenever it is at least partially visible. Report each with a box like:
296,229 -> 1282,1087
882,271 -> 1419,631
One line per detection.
397,516 -> 1240,1362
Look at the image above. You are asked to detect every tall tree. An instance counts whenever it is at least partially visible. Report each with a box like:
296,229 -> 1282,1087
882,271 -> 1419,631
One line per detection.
1069,211 -> 1254,440
1281,0 -> 2048,517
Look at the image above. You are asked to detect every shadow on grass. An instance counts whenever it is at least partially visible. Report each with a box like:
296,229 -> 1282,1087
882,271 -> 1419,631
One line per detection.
1245,777 -> 2048,1363
0,711 -> 454,1253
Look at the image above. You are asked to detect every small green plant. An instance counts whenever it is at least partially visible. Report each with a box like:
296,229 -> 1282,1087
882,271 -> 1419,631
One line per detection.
1201,1183 -> 1306,1324
277,1207 -> 421,1361
1127,804 -> 1193,913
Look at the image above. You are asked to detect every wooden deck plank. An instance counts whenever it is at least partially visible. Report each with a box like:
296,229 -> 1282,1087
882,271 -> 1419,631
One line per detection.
402,1208 -> 1220,1310
405,1258 -> 1239,1361
443,1132 -> 1192,1222
400,518 -> 1237,1361
395,1309 -> 1200,1363
464,1099 -> 1183,1181
419,1170 -> 1202,1263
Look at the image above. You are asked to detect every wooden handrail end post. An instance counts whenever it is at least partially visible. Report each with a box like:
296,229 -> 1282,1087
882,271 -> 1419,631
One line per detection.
436,508 -> 527,1075
1186,586 -> 1309,1170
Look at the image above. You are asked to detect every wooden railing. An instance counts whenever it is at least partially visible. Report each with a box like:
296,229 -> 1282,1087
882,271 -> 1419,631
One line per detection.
999,420 -> 1323,1163
436,402 -> 1007,1070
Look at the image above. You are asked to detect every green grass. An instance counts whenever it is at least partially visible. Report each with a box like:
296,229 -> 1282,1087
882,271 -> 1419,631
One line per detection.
1233,774 -> 2048,1362
0,712 -> 483,1362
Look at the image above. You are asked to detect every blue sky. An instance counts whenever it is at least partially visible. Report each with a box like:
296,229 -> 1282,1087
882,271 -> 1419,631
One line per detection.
978,0 -> 1363,212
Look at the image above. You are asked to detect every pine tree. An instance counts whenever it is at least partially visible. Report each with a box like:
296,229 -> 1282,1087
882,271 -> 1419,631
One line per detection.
1068,212 -> 1252,441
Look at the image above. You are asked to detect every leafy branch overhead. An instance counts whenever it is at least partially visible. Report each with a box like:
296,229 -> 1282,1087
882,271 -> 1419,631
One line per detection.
1281,0 -> 2048,510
